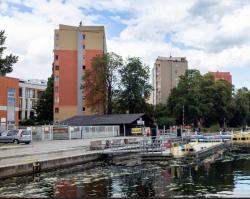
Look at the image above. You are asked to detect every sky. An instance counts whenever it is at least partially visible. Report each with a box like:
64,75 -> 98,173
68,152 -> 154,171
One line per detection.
1,0 -> 250,89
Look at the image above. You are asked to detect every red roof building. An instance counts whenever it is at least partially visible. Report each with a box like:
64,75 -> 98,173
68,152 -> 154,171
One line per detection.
210,71 -> 232,84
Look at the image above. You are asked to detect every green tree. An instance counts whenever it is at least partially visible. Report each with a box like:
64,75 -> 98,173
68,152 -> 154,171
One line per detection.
84,52 -> 123,114
198,73 -> 217,127
167,69 -> 202,126
152,103 -> 175,128
105,53 -> 123,114
229,87 -> 250,127
117,57 -> 152,113
166,69 -> 234,128
0,30 -> 18,76
213,79 -> 233,127
35,75 -> 53,123
19,119 -> 35,126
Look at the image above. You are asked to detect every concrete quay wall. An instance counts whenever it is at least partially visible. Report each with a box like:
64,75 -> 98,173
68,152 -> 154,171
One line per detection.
0,153 -> 102,179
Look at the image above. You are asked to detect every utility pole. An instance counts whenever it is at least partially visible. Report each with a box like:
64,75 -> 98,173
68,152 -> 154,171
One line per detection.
182,104 -> 185,127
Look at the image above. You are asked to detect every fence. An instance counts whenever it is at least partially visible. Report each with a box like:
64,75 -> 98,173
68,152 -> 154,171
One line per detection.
23,126 -> 53,141
21,125 -> 120,141
70,126 -> 119,139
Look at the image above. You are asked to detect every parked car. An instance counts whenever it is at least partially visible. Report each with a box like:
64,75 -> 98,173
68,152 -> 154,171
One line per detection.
0,130 -> 4,137
0,129 -> 31,144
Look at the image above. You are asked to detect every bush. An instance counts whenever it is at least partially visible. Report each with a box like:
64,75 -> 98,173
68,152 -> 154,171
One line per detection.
19,119 -> 35,126
157,117 -> 176,128
201,123 -> 220,133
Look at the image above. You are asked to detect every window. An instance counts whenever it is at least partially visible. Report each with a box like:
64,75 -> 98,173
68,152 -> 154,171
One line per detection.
22,130 -> 31,135
29,100 -> 33,109
19,88 -> 22,97
32,101 -> 37,109
54,75 -> 59,81
55,55 -> 58,60
82,65 -> 85,70
7,131 -> 17,136
82,107 -> 85,111
55,97 -> 59,103
19,99 -> 22,108
55,108 -> 59,113
25,89 -> 35,98
30,112 -> 34,119
55,87 -> 59,92
83,45 -> 85,49
83,55 -> 85,60
55,33 -> 59,40
7,88 -> 16,123
55,65 -> 59,70
82,34 -> 85,39
18,111 -> 21,120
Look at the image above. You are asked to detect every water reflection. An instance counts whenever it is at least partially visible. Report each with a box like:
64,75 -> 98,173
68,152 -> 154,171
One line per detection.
1,158 -> 250,198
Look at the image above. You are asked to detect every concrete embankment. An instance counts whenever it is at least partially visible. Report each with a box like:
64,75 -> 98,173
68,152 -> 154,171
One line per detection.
0,152 -> 103,179
0,137 -> 143,179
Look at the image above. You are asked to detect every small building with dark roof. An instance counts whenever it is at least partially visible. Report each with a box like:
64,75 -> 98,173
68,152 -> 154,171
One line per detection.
61,113 -> 154,136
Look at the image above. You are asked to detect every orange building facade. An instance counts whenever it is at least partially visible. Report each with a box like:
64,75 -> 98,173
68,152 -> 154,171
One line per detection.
53,24 -> 107,123
210,71 -> 232,84
0,76 -> 19,129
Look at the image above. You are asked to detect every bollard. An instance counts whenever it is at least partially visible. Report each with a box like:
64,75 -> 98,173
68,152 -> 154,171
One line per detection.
49,125 -> 53,141
105,140 -> 111,148
68,126 -> 72,140
33,162 -> 41,174
42,127 -> 45,141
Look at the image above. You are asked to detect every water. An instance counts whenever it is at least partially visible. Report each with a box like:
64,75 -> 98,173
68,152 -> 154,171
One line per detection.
1,158 -> 250,198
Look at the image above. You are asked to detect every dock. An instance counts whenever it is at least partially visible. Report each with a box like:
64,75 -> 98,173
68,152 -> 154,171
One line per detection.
0,133 -> 247,179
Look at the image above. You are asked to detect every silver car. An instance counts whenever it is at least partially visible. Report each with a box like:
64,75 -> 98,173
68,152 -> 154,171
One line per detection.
0,129 -> 31,144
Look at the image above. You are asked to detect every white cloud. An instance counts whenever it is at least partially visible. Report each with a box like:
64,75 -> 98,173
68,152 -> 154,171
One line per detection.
0,0 -> 101,80
106,0 -> 250,88
1,0 -> 250,88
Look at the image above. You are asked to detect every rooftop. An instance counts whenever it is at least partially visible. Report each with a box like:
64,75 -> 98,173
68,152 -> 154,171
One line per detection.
58,24 -> 105,32
19,79 -> 47,86
156,56 -> 187,62
209,71 -> 231,75
61,113 -> 152,126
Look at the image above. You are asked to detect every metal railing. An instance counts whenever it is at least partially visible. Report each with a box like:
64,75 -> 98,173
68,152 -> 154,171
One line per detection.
21,125 -> 120,141
87,138 -> 142,154
140,138 -> 164,154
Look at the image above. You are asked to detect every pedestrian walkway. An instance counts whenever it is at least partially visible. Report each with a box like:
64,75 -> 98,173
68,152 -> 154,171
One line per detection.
0,136 -> 143,167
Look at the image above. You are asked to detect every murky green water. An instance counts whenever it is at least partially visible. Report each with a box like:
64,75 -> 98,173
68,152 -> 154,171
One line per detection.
1,157 -> 250,198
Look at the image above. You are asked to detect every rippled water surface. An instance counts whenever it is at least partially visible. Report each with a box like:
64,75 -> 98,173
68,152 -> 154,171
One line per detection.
1,158 -> 250,198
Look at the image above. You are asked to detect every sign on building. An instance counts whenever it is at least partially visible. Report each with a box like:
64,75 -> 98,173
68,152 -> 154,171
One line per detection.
131,128 -> 142,135
137,118 -> 145,126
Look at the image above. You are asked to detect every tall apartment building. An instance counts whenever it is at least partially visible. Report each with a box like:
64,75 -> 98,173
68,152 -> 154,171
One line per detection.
152,56 -> 188,105
209,71 -> 232,84
19,79 -> 47,121
53,24 -> 107,123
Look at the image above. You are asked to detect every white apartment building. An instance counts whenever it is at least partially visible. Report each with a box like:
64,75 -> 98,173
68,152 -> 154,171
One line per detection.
19,79 -> 47,121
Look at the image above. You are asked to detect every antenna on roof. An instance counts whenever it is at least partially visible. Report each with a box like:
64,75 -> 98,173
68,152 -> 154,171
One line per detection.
170,52 -> 172,58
